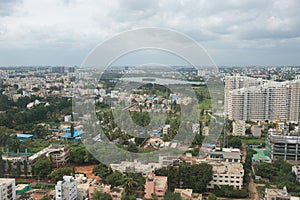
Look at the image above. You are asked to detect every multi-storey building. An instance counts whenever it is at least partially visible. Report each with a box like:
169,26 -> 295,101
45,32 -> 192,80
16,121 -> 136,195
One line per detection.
232,120 -> 247,136
1,145 -> 69,177
28,145 -> 70,168
225,76 -> 300,122
110,159 -> 162,176
206,161 -> 244,190
266,129 -> 300,161
55,176 -> 78,200
144,172 -> 168,200
0,178 -> 16,200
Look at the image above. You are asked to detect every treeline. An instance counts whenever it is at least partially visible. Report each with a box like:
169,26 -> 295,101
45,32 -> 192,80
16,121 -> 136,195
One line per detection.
255,158 -> 300,195
155,162 -> 213,193
93,162 -> 145,198
0,95 -> 72,130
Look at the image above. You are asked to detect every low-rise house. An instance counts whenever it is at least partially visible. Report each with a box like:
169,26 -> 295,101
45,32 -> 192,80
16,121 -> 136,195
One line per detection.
264,187 -> 300,200
174,189 -> 203,200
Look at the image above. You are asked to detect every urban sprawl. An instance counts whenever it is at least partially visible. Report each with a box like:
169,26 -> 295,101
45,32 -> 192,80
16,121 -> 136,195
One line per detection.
0,66 -> 300,200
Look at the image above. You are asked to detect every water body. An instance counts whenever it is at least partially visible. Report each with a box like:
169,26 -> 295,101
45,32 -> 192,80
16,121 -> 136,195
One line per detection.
120,77 -> 205,85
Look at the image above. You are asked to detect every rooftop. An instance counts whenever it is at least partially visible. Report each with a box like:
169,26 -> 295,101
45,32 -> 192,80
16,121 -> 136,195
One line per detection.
155,176 -> 167,188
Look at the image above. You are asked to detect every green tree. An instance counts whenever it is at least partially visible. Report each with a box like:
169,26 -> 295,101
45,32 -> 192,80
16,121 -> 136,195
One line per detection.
32,157 -> 52,178
123,177 -> 138,194
93,163 -> 112,180
181,163 -> 213,193
48,167 -> 72,182
127,143 -> 138,153
0,151 -> 4,174
70,124 -> 75,138
121,194 -> 136,200
23,160 -> 28,177
8,134 -> 20,153
93,190 -> 112,200
16,161 -> 21,177
208,193 -> 217,200
105,171 -> 125,187
226,136 -> 242,149
164,191 -> 182,200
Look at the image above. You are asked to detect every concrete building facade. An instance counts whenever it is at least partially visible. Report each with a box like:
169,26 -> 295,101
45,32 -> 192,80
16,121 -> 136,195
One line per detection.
55,176 -> 78,200
266,129 -> 300,161
0,178 -> 16,200
232,120 -> 247,136
144,172 -> 168,200
225,76 -> 300,122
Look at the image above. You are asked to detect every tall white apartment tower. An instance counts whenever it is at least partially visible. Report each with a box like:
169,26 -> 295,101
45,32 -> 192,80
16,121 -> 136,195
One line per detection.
225,76 -> 300,122
55,176 -> 78,200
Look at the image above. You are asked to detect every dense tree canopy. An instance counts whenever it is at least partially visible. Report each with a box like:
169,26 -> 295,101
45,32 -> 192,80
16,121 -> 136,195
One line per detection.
93,190 -> 112,200
32,157 -> 52,178
48,167 -> 72,182
155,162 -> 213,193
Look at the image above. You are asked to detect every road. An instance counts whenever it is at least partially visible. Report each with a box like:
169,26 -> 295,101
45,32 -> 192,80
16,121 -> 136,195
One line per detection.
248,173 -> 260,200
241,142 -> 260,200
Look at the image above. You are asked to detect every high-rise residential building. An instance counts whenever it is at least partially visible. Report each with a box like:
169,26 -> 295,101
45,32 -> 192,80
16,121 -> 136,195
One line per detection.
225,76 -> 300,122
51,66 -> 65,73
55,176 -> 78,200
0,178 -> 16,200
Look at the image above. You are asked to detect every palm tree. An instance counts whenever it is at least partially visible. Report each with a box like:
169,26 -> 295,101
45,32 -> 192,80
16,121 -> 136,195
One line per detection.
123,177 -> 138,195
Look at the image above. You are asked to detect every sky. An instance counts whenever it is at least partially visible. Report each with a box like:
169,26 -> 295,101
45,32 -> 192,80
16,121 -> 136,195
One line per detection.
0,0 -> 300,66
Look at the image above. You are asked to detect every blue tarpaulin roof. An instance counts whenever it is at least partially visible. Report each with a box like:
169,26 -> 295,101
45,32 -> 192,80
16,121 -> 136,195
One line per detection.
61,128 -> 84,138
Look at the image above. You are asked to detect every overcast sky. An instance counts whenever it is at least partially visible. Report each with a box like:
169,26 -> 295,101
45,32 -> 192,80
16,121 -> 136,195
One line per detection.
0,0 -> 300,66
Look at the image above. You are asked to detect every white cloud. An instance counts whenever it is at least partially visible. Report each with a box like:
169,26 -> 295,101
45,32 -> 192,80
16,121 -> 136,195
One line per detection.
0,0 -> 300,66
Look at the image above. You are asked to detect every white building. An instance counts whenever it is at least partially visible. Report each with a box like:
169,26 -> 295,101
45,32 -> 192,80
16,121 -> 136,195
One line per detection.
265,188 -> 291,200
75,174 -> 89,200
64,115 -> 72,122
0,178 -> 16,200
232,120 -> 247,136
225,76 -> 300,122
55,176 -> 78,200
292,165 -> 300,183
110,160 -> 162,176
206,161 -> 244,190
208,148 -> 242,163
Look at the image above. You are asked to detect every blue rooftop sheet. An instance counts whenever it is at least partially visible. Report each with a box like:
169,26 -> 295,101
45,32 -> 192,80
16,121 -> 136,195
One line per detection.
16,134 -> 34,138
61,128 -> 84,138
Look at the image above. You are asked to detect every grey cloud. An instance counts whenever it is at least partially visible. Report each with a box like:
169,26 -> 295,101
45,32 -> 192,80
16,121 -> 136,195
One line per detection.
0,0 -> 20,16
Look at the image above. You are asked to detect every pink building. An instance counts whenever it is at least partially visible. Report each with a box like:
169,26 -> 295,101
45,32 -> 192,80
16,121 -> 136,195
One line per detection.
144,172 -> 168,200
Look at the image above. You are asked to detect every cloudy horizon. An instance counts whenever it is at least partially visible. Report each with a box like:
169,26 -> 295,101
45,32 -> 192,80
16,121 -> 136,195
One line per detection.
1,0 -> 300,66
